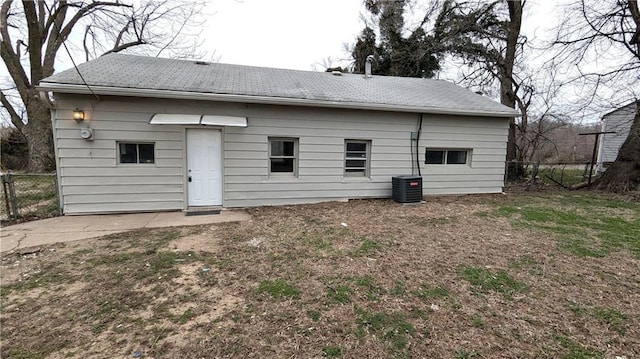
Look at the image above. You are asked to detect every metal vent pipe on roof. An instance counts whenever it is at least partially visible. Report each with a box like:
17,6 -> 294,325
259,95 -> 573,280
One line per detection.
365,55 -> 374,78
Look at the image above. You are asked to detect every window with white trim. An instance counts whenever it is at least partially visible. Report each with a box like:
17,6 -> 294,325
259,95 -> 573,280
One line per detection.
118,143 -> 155,164
269,137 -> 298,176
344,140 -> 371,177
425,148 -> 470,165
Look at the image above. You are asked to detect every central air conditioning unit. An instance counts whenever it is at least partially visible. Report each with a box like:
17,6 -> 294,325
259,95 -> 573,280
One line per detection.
392,175 -> 423,203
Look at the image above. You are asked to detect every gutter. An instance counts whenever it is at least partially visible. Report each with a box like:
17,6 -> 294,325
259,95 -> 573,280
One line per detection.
38,82 -> 521,118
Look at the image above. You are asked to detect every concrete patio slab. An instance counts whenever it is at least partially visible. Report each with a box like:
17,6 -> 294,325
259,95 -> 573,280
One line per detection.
147,211 -> 250,228
0,210 -> 251,254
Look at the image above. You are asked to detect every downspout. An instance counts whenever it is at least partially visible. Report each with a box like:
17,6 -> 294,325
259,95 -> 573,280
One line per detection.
42,90 -> 64,215
410,133 -> 415,176
416,114 -> 423,177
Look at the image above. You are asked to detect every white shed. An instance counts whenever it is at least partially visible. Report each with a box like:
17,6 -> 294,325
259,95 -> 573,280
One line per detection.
39,54 -> 518,215
596,101 -> 639,172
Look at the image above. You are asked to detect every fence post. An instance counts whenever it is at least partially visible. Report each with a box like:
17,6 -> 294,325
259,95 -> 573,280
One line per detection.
504,161 -> 508,184
582,163 -> 590,182
529,162 -> 539,191
3,174 -> 19,219
2,174 -> 10,218
8,174 -> 18,219
53,172 -> 62,215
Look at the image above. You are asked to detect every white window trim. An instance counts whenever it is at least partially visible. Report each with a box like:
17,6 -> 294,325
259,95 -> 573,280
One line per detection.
268,137 -> 299,177
344,139 -> 371,177
117,142 -> 156,165
425,148 -> 472,166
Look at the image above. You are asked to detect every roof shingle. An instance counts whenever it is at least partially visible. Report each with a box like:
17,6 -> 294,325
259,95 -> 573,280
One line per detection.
41,53 -> 518,117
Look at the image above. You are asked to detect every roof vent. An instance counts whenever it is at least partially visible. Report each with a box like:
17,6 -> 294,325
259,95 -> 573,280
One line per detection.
194,61 -> 209,65
332,71 -> 343,76
365,55 -> 374,78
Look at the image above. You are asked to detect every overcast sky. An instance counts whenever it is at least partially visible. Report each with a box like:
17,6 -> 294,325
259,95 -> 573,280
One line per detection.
4,0 -> 609,125
201,0 -> 559,72
1,0 -> 561,79
197,0 -> 626,123
0,0 -> 580,126
202,0 -> 365,70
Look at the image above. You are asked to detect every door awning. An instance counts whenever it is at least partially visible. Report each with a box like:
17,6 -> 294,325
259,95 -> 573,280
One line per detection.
149,114 -> 247,127
201,115 -> 247,127
149,114 -> 201,125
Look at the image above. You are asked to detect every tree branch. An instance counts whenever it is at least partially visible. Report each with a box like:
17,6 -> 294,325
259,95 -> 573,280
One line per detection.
37,0 -> 45,32
43,0 -> 68,41
113,19 -> 132,48
1,0 -> 31,103
155,5 -> 194,57
0,90 -> 25,130
42,1 -> 131,78
42,0 -> 69,79
22,0 -> 44,83
59,1 -> 131,41
103,39 -> 145,54
630,0 -> 640,45
83,24 -> 90,62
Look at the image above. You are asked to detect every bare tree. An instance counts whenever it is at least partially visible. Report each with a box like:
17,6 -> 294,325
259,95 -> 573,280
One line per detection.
517,114 -> 567,163
512,61 -> 583,163
434,0 -> 524,164
1,0 -> 205,172
552,0 -> 640,192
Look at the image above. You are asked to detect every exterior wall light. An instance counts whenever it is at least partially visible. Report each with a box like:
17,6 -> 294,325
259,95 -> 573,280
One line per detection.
73,108 -> 85,122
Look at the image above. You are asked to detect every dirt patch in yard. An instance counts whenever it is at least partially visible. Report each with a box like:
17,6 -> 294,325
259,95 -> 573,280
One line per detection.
164,232 -> 222,252
1,193 -> 639,358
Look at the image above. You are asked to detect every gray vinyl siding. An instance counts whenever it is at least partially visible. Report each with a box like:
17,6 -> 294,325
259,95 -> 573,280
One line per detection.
53,94 -> 508,213
53,95 -> 191,214
420,117 -> 507,195
597,103 -> 636,166
223,108 -> 508,207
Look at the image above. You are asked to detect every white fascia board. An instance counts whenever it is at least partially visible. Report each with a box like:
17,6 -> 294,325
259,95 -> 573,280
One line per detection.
39,82 -> 521,118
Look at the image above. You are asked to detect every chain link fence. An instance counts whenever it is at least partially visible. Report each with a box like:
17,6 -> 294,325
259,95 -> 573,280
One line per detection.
505,161 -> 600,191
1,173 -> 60,222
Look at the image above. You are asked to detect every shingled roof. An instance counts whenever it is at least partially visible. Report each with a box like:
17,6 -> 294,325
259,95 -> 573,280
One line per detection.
40,53 -> 519,117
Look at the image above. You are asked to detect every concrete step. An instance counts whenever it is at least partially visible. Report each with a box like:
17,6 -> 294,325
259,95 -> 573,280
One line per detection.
184,206 -> 222,216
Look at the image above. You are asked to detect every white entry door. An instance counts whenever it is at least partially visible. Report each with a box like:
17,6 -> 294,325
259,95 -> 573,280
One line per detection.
187,129 -> 222,206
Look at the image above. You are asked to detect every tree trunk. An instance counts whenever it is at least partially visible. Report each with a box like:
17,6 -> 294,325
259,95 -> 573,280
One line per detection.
596,106 -> 640,192
507,122 -> 517,161
22,90 -> 55,172
502,69 -> 518,162
503,0 -> 522,163
502,0 -> 525,180
3,1 -> 203,174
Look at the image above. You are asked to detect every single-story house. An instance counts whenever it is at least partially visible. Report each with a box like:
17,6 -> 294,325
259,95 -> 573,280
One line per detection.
39,53 -> 518,215
596,101 -> 639,172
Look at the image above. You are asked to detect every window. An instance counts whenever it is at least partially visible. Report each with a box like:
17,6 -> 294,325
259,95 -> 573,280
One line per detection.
119,143 -> 155,164
269,137 -> 298,176
425,150 -> 445,164
446,150 -> 468,164
425,148 -> 470,165
344,140 -> 371,177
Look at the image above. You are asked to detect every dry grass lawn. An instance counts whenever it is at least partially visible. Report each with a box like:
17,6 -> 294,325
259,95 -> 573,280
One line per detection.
1,192 -> 639,358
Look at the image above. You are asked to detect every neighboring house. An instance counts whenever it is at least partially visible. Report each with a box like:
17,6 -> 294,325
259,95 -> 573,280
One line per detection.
596,101 -> 639,172
39,54 -> 518,215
